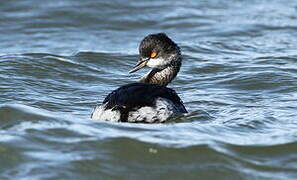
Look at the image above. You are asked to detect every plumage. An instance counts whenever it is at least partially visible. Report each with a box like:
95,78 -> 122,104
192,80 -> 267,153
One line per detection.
91,33 -> 187,123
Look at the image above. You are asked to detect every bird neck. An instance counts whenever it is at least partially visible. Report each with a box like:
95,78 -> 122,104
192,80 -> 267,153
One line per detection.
140,60 -> 181,86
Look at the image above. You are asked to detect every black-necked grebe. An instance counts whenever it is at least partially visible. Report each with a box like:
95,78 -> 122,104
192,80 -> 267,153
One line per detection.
91,33 -> 187,123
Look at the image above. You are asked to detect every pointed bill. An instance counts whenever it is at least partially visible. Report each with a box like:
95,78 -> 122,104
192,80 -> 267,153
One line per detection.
129,58 -> 149,73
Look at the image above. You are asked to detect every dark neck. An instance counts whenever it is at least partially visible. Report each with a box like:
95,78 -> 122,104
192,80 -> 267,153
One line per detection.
140,61 -> 181,86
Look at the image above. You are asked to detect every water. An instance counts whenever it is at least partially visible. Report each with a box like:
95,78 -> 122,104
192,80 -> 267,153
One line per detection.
1,0 -> 297,179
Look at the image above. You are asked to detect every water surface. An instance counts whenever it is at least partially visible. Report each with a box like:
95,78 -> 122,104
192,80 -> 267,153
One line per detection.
1,0 -> 297,179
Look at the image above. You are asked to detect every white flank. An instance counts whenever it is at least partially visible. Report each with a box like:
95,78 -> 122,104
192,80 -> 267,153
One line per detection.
91,97 -> 182,123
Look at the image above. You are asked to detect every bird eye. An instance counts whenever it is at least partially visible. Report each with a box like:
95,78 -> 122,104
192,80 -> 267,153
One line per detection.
150,52 -> 157,58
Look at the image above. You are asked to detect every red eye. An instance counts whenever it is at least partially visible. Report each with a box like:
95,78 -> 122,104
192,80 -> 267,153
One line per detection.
150,52 -> 157,58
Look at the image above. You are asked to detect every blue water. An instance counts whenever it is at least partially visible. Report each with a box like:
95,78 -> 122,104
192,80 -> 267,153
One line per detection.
1,0 -> 297,179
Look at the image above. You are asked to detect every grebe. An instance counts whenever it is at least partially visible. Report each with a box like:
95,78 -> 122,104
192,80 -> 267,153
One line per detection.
91,33 -> 187,123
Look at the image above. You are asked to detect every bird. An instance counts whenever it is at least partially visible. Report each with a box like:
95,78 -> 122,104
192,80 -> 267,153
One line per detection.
91,33 -> 187,123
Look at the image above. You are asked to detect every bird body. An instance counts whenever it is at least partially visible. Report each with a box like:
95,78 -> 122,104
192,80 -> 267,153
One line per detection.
91,33 -> 187,123
91,83 -> 186,123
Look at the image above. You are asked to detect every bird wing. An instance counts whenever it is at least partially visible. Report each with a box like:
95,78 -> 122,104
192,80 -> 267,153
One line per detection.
103,83 -> 186,112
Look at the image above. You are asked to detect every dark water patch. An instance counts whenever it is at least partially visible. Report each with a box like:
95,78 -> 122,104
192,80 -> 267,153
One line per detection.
0,104 -> 60,129
218,71 -> 296,91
